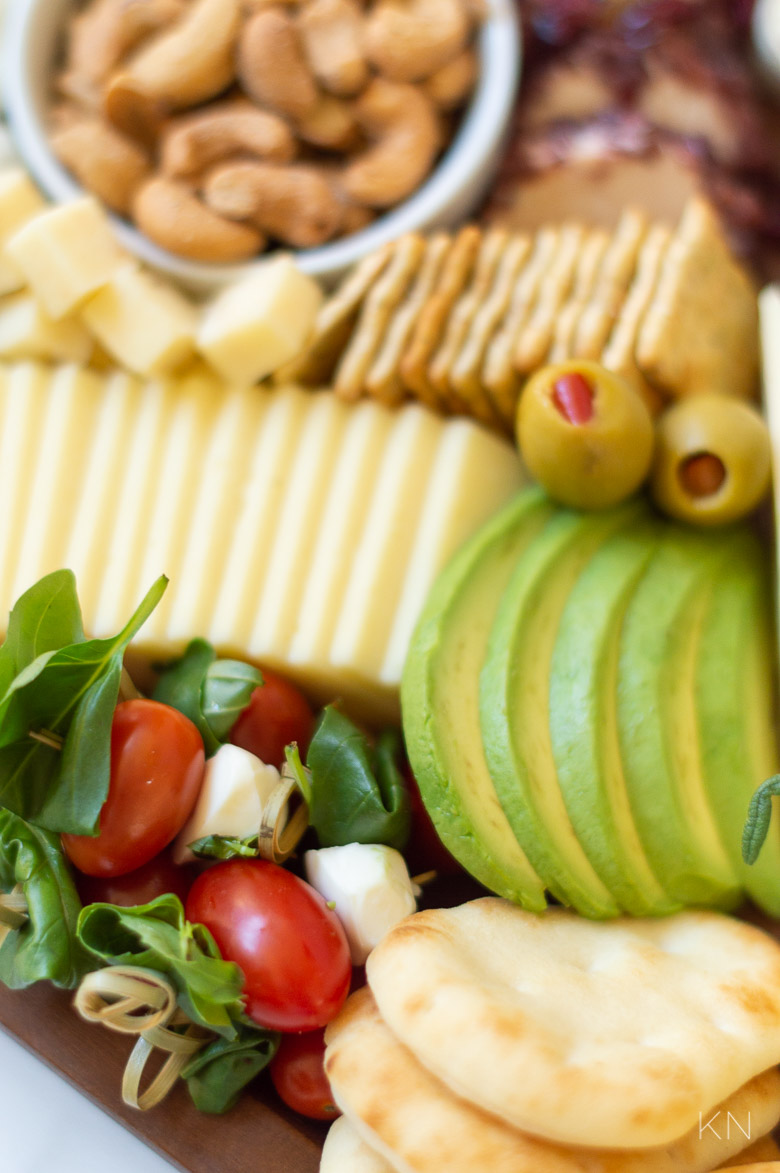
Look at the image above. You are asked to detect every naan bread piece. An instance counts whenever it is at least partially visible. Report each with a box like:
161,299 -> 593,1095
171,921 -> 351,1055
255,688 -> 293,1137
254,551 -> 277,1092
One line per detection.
326,987 -> 780,1173
720,1166 -> 780,1172
321,1116 -> 393,1173
636,196 -> 759,399
366,900 -> 780,1150
720,1135 -> 780,1167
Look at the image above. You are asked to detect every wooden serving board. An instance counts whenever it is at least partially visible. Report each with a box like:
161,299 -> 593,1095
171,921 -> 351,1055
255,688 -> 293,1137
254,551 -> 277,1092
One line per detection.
0,981 -> 327,1173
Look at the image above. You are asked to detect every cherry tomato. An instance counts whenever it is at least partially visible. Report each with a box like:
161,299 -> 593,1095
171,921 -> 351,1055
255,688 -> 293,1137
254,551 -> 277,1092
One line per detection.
62,699 -> 205,878
76,849 -> 196,908
185,858 -> 351,1033
229,670 -> 314,767
270,1029 -> 340,1121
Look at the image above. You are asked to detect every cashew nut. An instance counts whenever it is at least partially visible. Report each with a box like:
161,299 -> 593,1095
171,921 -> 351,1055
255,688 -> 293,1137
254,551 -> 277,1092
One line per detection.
62,0 -> 187,106
203,162 -> 343,248
295,95 -> 360,151
161,100 -> 297,178
106,0 -> 241,116
51,116 -> 151,215
237,9 -> 320,122
342,78 -> 442,207
424,47 -> 478,109
133,176 -> 265,260
364,0 -> 471,82
297,0 -> 368,97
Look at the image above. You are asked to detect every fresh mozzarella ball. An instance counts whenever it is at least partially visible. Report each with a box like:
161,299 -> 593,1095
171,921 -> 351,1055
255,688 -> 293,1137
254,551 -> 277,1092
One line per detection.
304,843 -> 418,965
173,743 -> 280,864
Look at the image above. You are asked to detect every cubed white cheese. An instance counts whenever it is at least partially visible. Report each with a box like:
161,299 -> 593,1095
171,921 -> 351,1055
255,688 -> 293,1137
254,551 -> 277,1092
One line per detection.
82,262 -> 198,377
6,196 -> 125,318
173,743 -> 281,864
197,255 -> 323,384
304,843 -> 417,965
0,292 -> 93,363
0,167 -> 46,245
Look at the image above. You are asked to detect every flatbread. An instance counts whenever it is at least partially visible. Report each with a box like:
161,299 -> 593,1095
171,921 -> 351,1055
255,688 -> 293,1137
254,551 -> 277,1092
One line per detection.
321,1116 -> 392,1173
365,900 -> 780,1149
721,1136 -> 780,1167
720,1166 -> 780,1172
326,986 -> 780,1173
636,196 -> 759,399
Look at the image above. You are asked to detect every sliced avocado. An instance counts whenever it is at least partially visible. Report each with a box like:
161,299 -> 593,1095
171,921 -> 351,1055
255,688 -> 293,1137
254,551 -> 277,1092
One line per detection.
480,501 -> 646,919
549,521 -> 681,915
401,487 -> 554,907
695,529 -> 780,915
616,528 -> 741,908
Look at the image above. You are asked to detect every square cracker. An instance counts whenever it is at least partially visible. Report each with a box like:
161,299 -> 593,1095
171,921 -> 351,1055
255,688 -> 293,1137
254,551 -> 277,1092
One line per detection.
513,222 -> 586,373
428,228 -> 509,413
334,234 -> 426,401
274,242 -> 393,385
573,208 -> 648,360
364,234 -> 452,406
400,225 -> 482,412
636,196 -> 759,399
448,232 -> 531,427
482,226 -> 561,423
602,223 -> 672,416
547,228 -> 610,363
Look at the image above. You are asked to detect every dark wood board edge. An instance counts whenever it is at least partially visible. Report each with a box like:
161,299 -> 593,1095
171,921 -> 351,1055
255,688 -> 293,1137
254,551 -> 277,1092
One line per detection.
0,981 -> 327,1173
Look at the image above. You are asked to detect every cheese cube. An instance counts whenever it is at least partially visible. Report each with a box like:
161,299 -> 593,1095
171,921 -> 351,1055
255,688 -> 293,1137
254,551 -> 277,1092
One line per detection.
6,196 -> 125,319
0,293 -> 93,363
82,263 -> 198,377
0,167 -> 46,245
198,255 -> 323,384
0,256 -> 24,296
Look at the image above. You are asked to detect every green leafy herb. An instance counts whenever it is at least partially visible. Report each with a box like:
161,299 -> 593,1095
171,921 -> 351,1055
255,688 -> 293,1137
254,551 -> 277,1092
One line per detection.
743,774 -> 780,864
181,1022 -> 279,1113
0,808 -> 91,989
77,894 -> 244,1037
189,833 -> 262,861
0,571 -> 167,834
306,706 -> 410,850
153,639 -> 262,757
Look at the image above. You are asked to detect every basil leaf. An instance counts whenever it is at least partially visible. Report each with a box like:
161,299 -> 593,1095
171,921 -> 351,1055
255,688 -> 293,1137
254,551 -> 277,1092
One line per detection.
0,808 -> 90,989
0,576 -> 167,834
182,1023 -> 279,1114
153,640 -> 261,757
743,774 -> 780,864
189,834 -> 261,861
306,707 -> 411,850
0,570 -> 83,702
77,894 -> 244,1037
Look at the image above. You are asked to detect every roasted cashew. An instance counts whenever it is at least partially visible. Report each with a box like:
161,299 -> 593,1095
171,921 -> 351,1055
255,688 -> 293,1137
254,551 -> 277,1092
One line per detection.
364,0 -> 471,82
61,0 -> 186,106
342,78 -> 442,208
51,115 -> 151,214
297,0 -> 368,97
295,95 -> 360,151
424,47 -> 478,109
106,0 -> 241,117
161,100 -> 297,178
203,162 -> 343,248
133,176 -> 265,260
237,9 -> 320,122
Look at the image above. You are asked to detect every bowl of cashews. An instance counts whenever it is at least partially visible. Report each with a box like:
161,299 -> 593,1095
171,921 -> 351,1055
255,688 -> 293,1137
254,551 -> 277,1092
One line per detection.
3,0 -> 521,291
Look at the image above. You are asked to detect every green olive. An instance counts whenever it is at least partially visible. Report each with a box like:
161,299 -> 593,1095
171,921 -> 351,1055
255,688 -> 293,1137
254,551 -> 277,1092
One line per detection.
516,360 -> 655,510
651,394 -> 771,526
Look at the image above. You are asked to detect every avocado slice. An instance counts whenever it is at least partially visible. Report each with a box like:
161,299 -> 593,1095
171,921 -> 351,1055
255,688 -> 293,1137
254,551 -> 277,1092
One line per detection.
401,487 -> 554,907
480,502 -> 645,919
548,521 -> 681,915
695,529 -> 780,915
616,528 -> 740,908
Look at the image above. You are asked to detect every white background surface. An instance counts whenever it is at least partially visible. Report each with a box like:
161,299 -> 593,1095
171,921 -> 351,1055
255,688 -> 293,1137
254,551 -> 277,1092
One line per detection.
0,1028 -> 178,1173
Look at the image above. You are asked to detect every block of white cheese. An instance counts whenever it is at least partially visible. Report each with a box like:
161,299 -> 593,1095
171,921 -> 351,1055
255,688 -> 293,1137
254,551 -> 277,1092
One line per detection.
0,293 -> 93,363
0,166 -> 47,296
6,197 -> 125,319
304,844 -> 417,965
197,255 -> 324,384
0,368 -> 525,723
173,744 -> 281,864
82,263 -> 198,376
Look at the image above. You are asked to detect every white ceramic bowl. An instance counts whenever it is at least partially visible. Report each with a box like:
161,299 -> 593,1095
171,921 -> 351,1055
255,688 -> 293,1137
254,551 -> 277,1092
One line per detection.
2,0 -> 521,292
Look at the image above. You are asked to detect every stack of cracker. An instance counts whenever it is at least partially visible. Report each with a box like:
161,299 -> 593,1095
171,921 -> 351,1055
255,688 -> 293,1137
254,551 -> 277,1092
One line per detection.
281,198 -> 759,433
322,901 -> 780,1173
